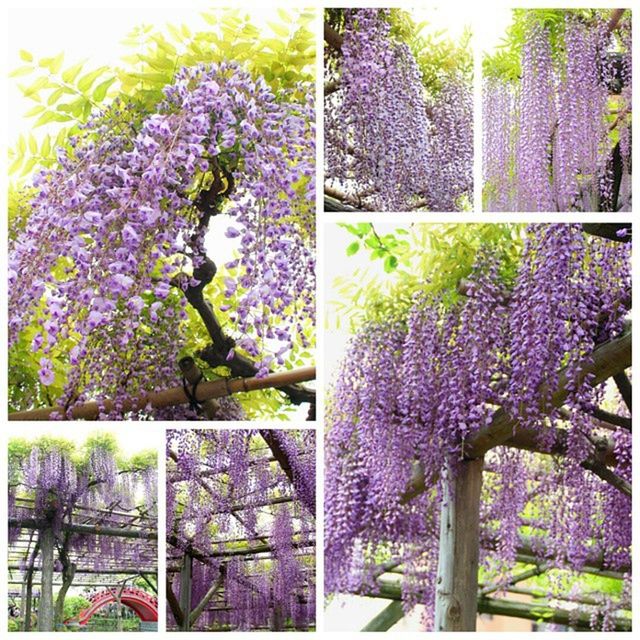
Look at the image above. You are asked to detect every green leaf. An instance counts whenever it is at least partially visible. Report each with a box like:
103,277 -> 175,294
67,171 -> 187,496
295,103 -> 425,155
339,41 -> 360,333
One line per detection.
47,87 -> 66,106
277,8 -> 291,23
19,49 -> 33,62
346,241 -> 360,256
48,52 -> 65,74
62,62 -> 84,84
92,77 -> 116,102
34,110 -> 70,127
24,104 -> 45,117
77,68 -> 106,93
263,39 -> 285,53
21,76 -> 49,97
268,22 -> 289,37
9,155 -> 23,174
41,135 -> 51,158
10,65 -> 34,78
384,255 -> 399,273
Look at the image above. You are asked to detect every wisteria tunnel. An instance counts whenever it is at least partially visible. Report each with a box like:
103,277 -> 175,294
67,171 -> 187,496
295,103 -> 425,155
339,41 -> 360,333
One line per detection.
167,429 -> 316,632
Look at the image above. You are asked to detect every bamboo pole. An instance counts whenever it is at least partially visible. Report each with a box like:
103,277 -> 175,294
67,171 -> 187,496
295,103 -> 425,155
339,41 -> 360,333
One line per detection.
9,366 -> 315,421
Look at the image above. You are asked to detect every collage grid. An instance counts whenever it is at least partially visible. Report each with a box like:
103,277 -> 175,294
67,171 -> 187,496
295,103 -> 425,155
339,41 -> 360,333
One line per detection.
1,0 -> 636,635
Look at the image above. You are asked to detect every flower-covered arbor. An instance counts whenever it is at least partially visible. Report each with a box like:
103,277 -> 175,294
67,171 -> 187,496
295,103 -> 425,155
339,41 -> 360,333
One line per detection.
167,428 -> 316,631
325,223 -> 631,631
7,434 -> 158,631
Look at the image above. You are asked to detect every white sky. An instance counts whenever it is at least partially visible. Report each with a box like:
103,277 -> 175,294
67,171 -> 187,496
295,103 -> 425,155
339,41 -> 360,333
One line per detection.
324,223 -> 405,383
6,424 -> 161,457
6,3 -> 513,143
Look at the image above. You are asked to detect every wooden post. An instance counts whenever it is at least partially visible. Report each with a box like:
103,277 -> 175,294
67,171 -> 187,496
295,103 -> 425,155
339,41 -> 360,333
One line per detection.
270,603 -> 285,631
179,552 -> 193,631
23,571 -> 33,631
37,527 -> 55,632
19,576 -> 27,621
361,600 -> 405,631
434,458 -> 484,631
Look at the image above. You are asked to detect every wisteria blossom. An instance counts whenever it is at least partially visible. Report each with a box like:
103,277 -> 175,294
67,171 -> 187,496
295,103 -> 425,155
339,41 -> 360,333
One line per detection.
325,9 -> 472,212
483,12 -> 632,212
9,62 -> 315,419
325,225 -> 631,630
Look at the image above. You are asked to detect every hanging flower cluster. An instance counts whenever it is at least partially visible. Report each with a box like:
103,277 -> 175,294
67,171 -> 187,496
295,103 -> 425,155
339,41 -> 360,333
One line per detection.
325,9 -> 472,211
325,225 -> 631,630
167,429 -> 315,631
483,13 -> 632,211
9,61 -> 315,418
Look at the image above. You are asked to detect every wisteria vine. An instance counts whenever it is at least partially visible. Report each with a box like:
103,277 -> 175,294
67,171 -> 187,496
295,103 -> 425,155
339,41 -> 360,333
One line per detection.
483,12 -> 632,212
325,224 -> 631,630
9,61 -> 315,419
8,438 -> 157,584
325,9 -> 472,211
167,429 -> 316,631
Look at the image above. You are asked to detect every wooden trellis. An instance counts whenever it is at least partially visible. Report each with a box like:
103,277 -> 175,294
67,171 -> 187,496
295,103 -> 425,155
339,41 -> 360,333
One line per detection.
166,432 -> 316,632
351,323 -> 631,631
8,500 -> 157,632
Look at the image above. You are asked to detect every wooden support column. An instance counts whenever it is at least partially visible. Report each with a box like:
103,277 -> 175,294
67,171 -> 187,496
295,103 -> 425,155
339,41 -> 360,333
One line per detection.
361,600 -> 405,631
434,458 -> 484,631
270,603 -> 285,631
37,526 -> 55,632
23,572 -> 33,631
20,578 -> 27,620
179,552 -> 193,631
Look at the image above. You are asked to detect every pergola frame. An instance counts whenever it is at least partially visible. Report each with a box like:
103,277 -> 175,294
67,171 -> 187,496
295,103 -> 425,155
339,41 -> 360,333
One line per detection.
166,431 -> 316,632
330,226 -> 632,632
8,495 -> 158,631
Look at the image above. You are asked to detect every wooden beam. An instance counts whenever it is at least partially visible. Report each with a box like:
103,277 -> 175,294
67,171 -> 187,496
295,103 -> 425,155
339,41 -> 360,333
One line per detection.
9,366 -> 316,421
166,576 -> 183,628
479,562 -> 548,596
464,330 -> 631,458
434,458 -> 484,631
367,578 -> 631,630
590,407 -> 631,431
361,600 -> 405,631
400,330 -> 631,505
582,223 -> 631,243
258,430 -> 316,517
613,371 -> 632,411
9,518 -> 157,540
477,596 -> 631,631
189,567 -> 226,627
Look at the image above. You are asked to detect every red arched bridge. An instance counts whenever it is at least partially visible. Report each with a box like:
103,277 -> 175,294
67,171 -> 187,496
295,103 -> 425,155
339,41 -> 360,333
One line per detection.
71,587 -> 158,625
